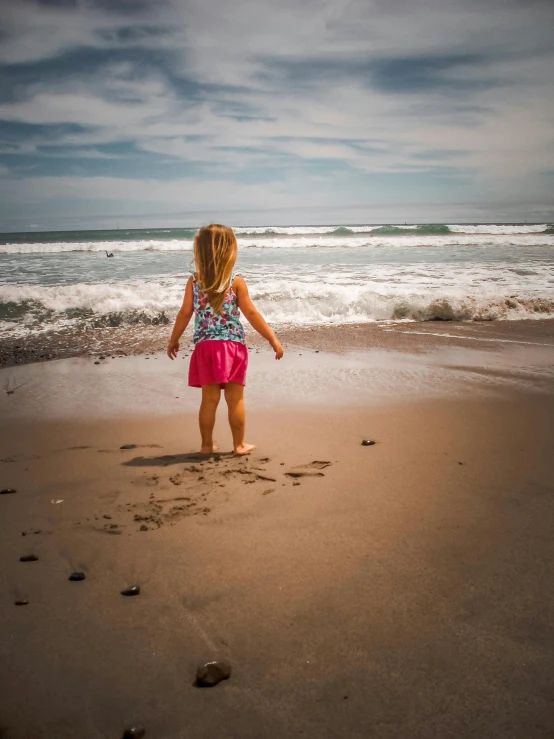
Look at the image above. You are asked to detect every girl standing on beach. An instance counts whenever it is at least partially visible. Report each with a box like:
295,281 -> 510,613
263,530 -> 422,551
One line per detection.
167,224 -> 283,455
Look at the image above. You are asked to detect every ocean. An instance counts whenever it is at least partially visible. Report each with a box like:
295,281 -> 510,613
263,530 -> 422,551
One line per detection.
1,223 -> 553,340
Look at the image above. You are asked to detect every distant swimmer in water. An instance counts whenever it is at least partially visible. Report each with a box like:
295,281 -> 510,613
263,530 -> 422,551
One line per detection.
105,251 -> 114,257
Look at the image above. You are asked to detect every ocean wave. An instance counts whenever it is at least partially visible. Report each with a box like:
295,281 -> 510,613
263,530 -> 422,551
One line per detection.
0,239 -> 195,255
0,228 -> 198,246
370,224 -> 452,235
2,279 -> 553,337
450,224 -> 550,235
2,224 -> 554,254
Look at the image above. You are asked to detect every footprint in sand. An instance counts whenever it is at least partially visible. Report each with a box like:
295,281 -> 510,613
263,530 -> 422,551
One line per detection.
285,460 -> 332,479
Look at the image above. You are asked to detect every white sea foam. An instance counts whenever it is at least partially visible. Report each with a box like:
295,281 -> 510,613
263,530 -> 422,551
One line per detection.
237,233 -> 554,249
2,227 -> 553,254
0,239 -> 195,255
236,224 -> 549,235
449,224 -> 548,234
1,268 -> 553,338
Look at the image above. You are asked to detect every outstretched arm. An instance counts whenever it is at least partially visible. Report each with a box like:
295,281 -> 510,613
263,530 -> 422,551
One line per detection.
167,277 -> 194,359
234,275 -> 283,359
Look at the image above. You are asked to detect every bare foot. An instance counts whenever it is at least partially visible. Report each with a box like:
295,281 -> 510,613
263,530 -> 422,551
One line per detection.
200,443 -> 219,455
234,443 -> 256,456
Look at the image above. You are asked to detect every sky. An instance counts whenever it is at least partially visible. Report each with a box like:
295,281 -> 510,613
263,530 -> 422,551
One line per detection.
0,0 -> 553,231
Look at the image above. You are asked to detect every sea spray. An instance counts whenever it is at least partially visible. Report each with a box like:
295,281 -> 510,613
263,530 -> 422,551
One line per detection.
2,280 -> 553,335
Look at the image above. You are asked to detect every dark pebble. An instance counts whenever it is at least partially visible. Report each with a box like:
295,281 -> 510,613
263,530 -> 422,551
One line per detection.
196,660 -> 232,687
69,572 -> 86,581
20,554 -> 39,562
139,525 -> 148,532
121,585 -> 141,597
122,728 -> 145,739
120,444 -> 137,450
15,600 -> 29,606
1,488 -> 17,494
361,440 -> 376,446
94,361 -> 100,365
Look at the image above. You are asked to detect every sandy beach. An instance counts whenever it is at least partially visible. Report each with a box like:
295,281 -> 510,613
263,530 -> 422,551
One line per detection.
1,328 -> 554,738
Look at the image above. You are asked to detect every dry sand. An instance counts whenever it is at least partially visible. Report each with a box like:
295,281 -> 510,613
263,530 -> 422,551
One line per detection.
1,333 -> 554,738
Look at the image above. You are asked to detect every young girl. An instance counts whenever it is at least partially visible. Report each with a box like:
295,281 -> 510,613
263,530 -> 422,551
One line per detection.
167,224 -> 283,455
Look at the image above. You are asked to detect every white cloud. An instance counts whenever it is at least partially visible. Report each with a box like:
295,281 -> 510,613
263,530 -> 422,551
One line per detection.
0,0 -> 553,227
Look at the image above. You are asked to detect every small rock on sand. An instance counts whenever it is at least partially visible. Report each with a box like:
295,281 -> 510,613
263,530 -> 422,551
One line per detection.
285,471 -> 324,478
120,444 -> 137,450
139,525 -> 148,532
196,660 -> 232,687
20,554 -> 39,562
1,488 -> 17,494
122,728 -> 145,738
361,440 -> 376,446
15,600 -> 29,606
121,585 -> 141,597
69,572 -> 86,581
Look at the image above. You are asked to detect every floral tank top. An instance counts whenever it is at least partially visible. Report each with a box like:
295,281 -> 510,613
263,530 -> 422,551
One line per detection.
192,272 -> 246,345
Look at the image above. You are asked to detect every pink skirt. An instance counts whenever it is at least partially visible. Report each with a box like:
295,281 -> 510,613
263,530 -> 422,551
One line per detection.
188,340 -> 248,388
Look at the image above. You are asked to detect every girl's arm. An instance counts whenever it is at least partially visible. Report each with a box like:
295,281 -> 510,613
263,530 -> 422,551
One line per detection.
167,277 -> 194,359
234,275 -> 283,359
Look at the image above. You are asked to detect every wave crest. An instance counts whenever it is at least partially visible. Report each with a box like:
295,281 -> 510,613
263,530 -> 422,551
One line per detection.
2,281 -> 553,338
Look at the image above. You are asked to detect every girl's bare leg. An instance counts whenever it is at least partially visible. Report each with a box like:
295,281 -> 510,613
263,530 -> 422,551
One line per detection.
224,382 -> 256,455
199,384 -> 221,454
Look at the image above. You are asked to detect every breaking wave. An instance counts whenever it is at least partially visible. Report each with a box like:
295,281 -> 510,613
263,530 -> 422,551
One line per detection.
2,279 -> 553,338
1,223 -> 553,254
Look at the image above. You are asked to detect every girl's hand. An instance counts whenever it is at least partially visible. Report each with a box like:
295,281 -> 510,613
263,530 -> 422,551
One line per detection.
272,340 -> 284,360
167,340 -> 179,359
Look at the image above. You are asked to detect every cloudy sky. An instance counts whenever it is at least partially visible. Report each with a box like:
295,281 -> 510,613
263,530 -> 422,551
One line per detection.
0,0 -> 553,231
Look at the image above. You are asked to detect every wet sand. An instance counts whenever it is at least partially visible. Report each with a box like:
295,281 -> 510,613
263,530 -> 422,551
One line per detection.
1,341 -> 554,738
2,317 -> 554,368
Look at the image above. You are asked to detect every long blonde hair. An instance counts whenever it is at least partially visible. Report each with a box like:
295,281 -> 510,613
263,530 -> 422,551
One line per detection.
193,224 -> 238,314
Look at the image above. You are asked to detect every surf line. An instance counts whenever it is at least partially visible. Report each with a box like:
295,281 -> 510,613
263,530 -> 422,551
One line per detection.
383,330 -> 554,347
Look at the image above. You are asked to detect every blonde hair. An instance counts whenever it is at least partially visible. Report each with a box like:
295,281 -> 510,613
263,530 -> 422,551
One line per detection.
193,224 -> 238,314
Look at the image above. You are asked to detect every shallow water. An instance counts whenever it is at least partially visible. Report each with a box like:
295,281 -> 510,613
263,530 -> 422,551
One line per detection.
2,343 -> 553,421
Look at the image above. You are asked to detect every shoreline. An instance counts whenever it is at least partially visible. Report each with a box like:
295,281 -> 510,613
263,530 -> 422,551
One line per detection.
1,317 -> 554,368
